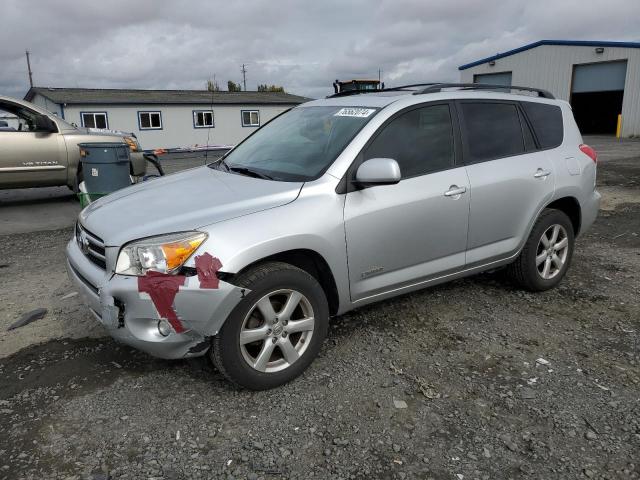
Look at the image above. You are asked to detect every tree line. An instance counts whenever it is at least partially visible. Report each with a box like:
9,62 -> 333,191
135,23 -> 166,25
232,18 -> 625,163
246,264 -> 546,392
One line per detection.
207,80 -> 285,92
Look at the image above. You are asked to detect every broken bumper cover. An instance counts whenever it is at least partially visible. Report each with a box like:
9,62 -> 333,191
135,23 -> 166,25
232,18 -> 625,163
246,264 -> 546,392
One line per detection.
65,239 -> 246,359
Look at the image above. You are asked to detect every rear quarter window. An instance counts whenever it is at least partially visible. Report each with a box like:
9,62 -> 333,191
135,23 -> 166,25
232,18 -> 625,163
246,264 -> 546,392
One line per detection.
521,102 -> 564,149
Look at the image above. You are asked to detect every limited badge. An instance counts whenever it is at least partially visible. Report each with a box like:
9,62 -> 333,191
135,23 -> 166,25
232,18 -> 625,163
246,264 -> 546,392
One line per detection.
91,167 -> 98,177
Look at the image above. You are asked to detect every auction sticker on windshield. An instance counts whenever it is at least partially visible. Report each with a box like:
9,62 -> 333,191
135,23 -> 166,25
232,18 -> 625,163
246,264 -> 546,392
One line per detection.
334,107 -> 376,118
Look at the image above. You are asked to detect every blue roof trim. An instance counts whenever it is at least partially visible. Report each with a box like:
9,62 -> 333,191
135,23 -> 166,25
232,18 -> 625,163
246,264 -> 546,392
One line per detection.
458,40 -> 640,70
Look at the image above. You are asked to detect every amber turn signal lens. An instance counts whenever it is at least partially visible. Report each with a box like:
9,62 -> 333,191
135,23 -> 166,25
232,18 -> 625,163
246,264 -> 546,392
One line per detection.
161,237 -> 206,271
124,137 -> 138,152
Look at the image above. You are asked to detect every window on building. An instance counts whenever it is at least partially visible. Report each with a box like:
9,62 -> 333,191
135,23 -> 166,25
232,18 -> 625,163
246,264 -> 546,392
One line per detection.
364,104 -> 454,178
473,72 -> 513,87
461,102 -> 524,162
81,112 -> 108,129
138,111 -> 162,130
520,102 -> 564,149
242,110 -> 260,127
193,110 -> 214,128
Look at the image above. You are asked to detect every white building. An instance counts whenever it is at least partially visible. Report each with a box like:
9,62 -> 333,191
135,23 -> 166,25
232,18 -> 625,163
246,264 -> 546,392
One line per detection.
24,87 -> 309,150
459,40 -> 640,137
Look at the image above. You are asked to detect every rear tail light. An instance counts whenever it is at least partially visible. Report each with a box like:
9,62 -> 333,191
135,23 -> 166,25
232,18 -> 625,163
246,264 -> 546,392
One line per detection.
579,144 -> 597,163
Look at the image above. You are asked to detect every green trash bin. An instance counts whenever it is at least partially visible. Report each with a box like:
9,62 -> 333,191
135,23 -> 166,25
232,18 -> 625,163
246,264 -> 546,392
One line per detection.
78,142 -> 131,203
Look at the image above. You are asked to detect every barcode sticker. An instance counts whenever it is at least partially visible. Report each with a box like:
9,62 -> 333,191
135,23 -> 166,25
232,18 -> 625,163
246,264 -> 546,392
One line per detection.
334,108 -> 376,118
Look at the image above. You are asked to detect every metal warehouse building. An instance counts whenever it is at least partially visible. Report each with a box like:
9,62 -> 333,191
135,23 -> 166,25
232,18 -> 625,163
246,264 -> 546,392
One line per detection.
24,87 -> 309,150
459,40 -> 640,137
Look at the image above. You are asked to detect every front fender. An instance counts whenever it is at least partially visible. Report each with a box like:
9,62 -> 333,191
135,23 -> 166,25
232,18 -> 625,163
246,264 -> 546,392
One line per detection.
189,184 -> 351,314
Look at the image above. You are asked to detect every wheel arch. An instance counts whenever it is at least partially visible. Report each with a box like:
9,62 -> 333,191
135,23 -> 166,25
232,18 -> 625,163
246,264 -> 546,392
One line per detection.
545,196 -> 582,236
66,145 -> 82,189
503,194 -> 582,267
220,248 -> 341,317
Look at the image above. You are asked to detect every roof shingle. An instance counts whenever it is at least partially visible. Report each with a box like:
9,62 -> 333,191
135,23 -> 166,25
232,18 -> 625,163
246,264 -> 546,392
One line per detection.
25,87 -> 310,105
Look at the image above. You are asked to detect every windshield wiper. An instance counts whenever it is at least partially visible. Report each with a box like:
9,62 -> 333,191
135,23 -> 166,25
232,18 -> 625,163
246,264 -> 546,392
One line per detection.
209,157 -> 230,172
228,166 -> 274,180
209,157 -> 274,180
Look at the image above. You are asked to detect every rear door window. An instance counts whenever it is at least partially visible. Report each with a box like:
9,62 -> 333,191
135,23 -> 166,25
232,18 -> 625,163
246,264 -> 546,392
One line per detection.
460,102 -> 524,163
521,102 -> 564,149
364,104 -> 454,178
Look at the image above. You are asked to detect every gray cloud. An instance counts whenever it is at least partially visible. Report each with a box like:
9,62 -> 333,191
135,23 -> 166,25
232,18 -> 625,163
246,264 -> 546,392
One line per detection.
1,0 -> 638,99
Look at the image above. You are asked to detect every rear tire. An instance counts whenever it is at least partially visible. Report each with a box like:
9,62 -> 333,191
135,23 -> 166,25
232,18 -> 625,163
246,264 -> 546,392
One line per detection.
210,262 -> 329,390
508,209 -> 575,291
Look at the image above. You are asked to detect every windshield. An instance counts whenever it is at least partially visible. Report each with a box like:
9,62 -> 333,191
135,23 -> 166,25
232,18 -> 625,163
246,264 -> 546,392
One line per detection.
217,106 -> 379,181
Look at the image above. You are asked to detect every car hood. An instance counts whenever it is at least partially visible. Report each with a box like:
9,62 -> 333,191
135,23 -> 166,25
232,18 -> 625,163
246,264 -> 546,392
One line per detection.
86,127 -> 127,135
60,127 -> 117,137
79,166 -> 303,246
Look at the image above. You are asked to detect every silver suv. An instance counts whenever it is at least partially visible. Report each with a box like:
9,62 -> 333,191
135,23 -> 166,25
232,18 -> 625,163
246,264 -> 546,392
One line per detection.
66,83 -> 601,390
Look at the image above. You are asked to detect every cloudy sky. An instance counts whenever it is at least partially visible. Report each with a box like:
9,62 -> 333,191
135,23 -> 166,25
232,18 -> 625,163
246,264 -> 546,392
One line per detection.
1,0 -> 638,99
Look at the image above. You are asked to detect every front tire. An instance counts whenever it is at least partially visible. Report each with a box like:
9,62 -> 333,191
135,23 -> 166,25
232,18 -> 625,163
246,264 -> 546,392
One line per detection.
508,209 -> 575,291
210,262 -> 329,390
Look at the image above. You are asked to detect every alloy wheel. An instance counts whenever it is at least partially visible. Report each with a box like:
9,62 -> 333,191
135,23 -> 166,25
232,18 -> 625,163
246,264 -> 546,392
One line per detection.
239,289 -> 315,373
536,224 -> 569,280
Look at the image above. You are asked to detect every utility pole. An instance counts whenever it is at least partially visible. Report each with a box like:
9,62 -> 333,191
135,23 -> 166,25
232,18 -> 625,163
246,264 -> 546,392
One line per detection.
25,50 -> 33,88
241,64 -> 247,91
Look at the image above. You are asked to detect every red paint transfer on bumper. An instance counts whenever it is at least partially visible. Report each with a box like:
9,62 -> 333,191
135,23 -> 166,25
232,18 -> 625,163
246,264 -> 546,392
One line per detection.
136,252 -> 224,333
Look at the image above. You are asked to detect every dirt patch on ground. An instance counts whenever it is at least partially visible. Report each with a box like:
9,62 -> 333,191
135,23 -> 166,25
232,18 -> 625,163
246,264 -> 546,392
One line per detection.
597,158 -> 640,189
0,157 -> 638,479
0,228 -> 106,358
598,186 -> 640,211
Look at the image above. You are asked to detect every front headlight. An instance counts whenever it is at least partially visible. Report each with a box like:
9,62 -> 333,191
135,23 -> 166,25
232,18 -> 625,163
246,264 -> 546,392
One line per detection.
115,231 -> 207,276
123,136 -> 139,152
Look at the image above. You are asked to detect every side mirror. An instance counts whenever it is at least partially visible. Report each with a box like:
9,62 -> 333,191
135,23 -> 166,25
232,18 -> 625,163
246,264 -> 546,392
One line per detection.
33,114 -> 58,133
354,158 -> 401,186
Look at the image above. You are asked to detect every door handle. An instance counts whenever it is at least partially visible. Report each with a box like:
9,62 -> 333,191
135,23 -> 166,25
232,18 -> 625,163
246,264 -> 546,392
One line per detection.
444,185 -> 467,197
534,168 -> 552,178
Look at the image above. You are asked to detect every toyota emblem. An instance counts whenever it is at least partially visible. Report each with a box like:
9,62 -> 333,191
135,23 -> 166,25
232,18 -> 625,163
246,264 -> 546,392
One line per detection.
78,231 -> 90,254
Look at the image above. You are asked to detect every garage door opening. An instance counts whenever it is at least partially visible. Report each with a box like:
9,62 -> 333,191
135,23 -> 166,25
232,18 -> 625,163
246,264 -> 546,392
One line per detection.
571,61 -> 626,135
571,90 -> 624,134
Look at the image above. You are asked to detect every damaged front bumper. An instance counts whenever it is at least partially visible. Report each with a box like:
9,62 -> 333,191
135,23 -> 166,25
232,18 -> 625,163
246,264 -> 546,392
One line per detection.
65,239 -> 246,359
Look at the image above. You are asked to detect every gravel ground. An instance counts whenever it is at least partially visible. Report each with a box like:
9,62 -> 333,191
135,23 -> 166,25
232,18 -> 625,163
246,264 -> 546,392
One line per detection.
0,150 -> 639,479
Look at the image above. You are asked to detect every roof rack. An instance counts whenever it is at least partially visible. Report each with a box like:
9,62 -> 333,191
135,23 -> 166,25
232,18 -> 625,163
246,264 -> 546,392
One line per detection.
326,83 -> 441,98
326,82 -> 555,99
413,83 -> 555,99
